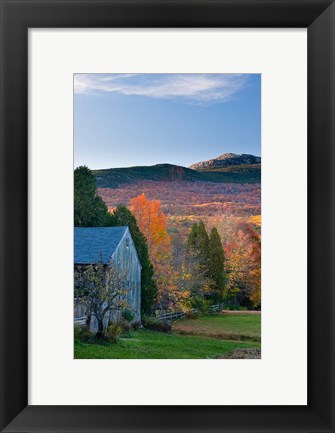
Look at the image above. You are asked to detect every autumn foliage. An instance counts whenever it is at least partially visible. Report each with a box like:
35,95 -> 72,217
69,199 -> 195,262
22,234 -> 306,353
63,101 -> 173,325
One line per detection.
78,164 -> 261,311
208,215 -> 261,308
130,193 -> 172,266
130,194 -> 183,310
118,190 -> 260,310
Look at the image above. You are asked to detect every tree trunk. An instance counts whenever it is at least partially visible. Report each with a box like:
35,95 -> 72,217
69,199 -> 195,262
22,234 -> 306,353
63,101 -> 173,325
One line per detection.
94,317 -> 104,340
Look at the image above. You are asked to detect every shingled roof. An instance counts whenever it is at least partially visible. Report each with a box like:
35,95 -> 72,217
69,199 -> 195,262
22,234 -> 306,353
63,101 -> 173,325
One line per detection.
74,226 -> 128,265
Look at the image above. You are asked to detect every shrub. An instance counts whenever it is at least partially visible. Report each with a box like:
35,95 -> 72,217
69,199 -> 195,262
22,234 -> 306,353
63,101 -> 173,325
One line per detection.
185,310 -> 199,319
132,321 -> 142,330
74,325 -> 94,343
190,297 -> 211,315
225,304 -> 238,310
122,309 -> 135,322
142,315 -> 172,333
116,318 -> 132,333
105,324 -> 123,343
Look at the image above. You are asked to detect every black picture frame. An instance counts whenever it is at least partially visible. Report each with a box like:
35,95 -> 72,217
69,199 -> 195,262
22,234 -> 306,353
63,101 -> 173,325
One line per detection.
1,0 -> 334,432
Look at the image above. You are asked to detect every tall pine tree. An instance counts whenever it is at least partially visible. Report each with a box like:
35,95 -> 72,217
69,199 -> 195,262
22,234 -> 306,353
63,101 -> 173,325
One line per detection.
208,227 -> 225,302
187,221 -> 210,271
187,222 -> 225,303
197,221 -> 210,264
74,166 -> 111,227
110,205 -> 157,314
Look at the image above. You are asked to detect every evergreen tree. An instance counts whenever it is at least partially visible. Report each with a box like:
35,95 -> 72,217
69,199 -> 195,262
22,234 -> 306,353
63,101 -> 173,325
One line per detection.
197,221 -> 210,264
187,223 -> 199,251
187,221 -> 210,270
208,227 -> 225,302
187,222 -> 225,303
74,166 -> 111,227
110,205 -> 157,314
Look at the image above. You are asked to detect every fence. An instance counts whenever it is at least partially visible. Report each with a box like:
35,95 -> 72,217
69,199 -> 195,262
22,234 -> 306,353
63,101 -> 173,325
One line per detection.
155,303 -> 225,322
74,316 -> 87,325
74,300 -> 225,326
74,298 -> 88,326
74,298 -> 111,331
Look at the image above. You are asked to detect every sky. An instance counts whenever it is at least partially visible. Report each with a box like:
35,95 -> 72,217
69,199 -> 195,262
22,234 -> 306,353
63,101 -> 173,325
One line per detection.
74,73 -> 261,169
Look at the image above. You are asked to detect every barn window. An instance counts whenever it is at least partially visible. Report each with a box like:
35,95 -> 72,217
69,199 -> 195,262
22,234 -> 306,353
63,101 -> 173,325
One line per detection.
125,237 -> 130,249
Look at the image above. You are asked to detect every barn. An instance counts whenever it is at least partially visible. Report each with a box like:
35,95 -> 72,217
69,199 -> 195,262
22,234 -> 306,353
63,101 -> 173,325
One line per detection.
74,226 -> 141,327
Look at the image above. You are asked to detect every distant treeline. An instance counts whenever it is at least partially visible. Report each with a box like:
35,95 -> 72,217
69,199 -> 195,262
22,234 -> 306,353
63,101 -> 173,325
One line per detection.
93,163 -> 261,188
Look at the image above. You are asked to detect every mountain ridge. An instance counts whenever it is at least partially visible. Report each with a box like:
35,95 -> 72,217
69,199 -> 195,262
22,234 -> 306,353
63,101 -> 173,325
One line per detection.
190,153 -> 261,171
93,159 -> 261,188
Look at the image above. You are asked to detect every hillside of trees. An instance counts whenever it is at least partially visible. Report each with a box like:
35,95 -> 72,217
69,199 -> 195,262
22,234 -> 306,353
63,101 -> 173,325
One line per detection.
93,162 -> 261,188
75,165 -> 261,313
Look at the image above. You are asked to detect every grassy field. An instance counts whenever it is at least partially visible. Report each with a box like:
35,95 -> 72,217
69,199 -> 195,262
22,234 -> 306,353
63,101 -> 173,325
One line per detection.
173,313 -> 261,342
74,313 -> 261,359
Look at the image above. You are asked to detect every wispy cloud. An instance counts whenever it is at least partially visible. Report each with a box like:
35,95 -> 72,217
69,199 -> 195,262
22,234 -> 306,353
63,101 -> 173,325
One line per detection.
74,73 -> 250,104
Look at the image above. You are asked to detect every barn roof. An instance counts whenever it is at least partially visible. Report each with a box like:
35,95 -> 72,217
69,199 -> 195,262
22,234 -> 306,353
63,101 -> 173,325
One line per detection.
74,226 -> 128,265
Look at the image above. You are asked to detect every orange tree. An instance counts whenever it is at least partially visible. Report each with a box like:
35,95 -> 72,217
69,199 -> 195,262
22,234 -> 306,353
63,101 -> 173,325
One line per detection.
130,193 -> 187,310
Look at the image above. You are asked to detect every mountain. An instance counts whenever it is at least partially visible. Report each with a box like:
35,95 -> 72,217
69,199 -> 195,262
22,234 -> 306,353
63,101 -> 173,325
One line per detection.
190,153 -> 261,171
93,160 -> 260,188
94,164 -> 199,188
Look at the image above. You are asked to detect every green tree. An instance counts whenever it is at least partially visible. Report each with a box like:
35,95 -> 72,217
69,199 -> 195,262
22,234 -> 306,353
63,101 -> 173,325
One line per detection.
110,205 -> 157,314
187,221 -> 210,271
74,166 -> 111,227
187,223 -> 199,251
187,222 -> 226,303
208,227 -> 225,302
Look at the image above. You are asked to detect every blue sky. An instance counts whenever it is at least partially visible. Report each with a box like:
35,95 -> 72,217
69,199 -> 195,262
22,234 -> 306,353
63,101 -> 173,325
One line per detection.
74,73 -> 261,169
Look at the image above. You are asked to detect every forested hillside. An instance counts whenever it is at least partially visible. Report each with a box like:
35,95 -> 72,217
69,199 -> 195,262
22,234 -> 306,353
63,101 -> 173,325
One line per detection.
93,162 -> 261,188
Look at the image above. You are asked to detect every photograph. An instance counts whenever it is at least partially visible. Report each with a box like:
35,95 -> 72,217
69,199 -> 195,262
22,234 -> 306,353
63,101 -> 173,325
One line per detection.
73,73 -> 261,359
2,0 -> 334,429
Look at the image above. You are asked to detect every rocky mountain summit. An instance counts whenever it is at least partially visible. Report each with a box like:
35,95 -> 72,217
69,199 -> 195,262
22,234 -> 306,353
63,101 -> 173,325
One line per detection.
190,153 -> 261,171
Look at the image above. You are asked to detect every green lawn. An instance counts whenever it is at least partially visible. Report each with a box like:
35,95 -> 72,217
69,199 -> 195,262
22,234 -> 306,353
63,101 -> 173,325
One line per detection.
74,313 -> 261,359
75,329 -> 259,359
173,313 -> 261,342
